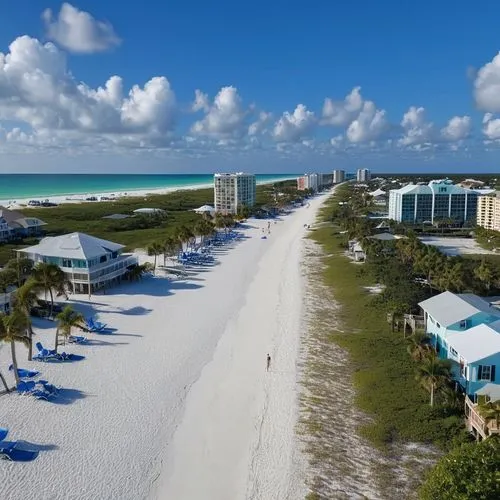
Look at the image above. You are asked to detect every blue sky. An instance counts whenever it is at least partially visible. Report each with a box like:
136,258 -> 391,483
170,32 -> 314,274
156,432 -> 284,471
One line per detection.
0,1 -> 500,173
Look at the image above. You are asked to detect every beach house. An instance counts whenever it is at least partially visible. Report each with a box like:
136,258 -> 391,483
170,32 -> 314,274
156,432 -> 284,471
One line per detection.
0,206 -> 46,242
17,232 -> 138,295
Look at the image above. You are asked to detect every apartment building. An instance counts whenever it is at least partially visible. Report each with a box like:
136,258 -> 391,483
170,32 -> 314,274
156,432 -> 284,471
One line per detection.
477,192 -> 500,231
356,169 -> 371,182
214,173 -> 256,215
333,170 -> 345,184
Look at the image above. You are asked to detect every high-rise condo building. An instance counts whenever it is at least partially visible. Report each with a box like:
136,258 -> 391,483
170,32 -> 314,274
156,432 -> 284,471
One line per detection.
356,169 -> 371,182
388,179 -> 478,225
477,192 -> 500,231
333,170 -> 345,184
214,173 -> 256,215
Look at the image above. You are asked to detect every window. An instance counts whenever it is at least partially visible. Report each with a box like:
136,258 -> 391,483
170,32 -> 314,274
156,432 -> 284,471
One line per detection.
459,319 -> 468,329
436,322 -> 441,328
478,365 -> 495,381
450,347 -> 458,356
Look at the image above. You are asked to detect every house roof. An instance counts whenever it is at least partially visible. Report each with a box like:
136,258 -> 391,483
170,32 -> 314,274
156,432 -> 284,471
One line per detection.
447,323 -> 500,363
133,208 -> 165,214
18,232 -> 124,260
418,291 -> 500,327
368,233 -> 406,241
194,205 -> 215,213
0,206 -> 46,229
369,188 -> 386,197
475,383 -> 500,401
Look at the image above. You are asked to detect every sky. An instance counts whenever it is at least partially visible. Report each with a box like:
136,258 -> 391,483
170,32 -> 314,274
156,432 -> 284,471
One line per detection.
1,1 -> 500,173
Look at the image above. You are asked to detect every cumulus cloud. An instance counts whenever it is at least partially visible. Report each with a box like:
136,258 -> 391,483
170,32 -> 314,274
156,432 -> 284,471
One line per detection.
346,101 -> 388,143
190,86 -> 247,138
440,116 -> 471,141
321,87 -> 363,126
42,3 -> 121,54
273,104 -> 315,142
474,52 -> 500,112
248,111 -> 272,136
482,113 -> 500,140
191,89 -> 209,112
0,35 -> 176,142
399,106 -> 434,146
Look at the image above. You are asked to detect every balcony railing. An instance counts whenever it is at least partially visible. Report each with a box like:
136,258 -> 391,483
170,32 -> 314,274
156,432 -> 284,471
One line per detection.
465,396 -> 499,440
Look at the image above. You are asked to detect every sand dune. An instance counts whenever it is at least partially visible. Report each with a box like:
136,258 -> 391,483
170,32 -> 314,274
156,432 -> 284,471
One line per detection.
0,192 -> 328,500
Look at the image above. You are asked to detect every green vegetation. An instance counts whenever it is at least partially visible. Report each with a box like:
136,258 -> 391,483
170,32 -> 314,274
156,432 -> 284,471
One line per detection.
0,181 -> 300,265
418,437 -> 500,500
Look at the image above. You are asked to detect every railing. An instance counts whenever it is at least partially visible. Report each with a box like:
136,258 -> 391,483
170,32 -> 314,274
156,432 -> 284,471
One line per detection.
465,396 -> 499,439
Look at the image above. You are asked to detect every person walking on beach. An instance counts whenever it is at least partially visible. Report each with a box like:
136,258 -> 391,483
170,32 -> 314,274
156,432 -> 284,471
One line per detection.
266,354 -> 271,371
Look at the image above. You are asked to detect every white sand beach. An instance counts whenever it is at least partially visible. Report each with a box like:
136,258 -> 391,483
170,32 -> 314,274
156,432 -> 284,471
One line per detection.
0,192 -> 329,500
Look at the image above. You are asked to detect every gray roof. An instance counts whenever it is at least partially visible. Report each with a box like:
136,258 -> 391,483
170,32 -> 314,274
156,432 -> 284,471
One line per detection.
368,233 -> 406,241
475,383 -> 500,401
447,322 -> 500,363
0,206 -> 46,229
419,291 -> 500,327
18,232 -> 124,260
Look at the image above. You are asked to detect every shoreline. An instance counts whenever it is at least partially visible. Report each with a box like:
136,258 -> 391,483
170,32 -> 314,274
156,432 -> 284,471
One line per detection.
0,176 -> 297,208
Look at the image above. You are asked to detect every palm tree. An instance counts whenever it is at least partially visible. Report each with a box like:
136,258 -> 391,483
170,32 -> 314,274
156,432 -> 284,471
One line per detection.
5,257 -> 34,287
12,278 -> 40,361
55,305 -> 84,349
0,369 -> 9,392
174,226 -> 194,252
126,263 -> 153,282
477,398 -> 500,431
415,352 -> 451,406
437,261 -> 466,293
32,262 -> 66,318
162,236 -> 179,265
406,331 -> 432,361
147,242 -> 163,274
0,309 -> 29,387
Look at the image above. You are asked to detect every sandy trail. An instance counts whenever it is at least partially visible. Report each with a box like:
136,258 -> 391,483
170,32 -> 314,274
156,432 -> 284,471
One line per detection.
0,194 -> 327,500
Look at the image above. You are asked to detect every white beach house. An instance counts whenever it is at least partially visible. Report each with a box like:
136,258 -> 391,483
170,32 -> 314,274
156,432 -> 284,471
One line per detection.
17,232 -> 138,295
0,206 -> 46,242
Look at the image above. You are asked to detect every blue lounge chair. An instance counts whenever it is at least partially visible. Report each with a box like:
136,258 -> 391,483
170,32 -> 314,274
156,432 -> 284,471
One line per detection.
0,441 -> 39,462
9,365 -> 40,379
17,381 -> 36,395
37,380 -> 59,395
85,317 -> 106,332
0,428 -> 7,441
68,335 -> 87,344
33,342 -> 60,362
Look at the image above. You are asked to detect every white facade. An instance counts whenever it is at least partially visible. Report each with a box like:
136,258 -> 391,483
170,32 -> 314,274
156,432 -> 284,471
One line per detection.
333,170 -> 345,184
356,169 -> 371,182
477,192 -> 500,231
388,179 -> 478,224
18,232 -> 138,295
214,173 -> 256,215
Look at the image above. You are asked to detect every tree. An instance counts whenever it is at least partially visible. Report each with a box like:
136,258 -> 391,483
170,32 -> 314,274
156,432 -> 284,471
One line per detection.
147,242 -> 163,274
162,236 -> 179,265
55,305 -> 84,349
12,278 -> 40,361
32,262 -> 66,318
174,226 -> 194,252
478,397 -> 500,431
126,263 -> 153,282
0,309 -> 29,387
474,260 -> 496,293
406,331 -> 432,361
415,352 -> 451,406
5,257 -> 34,287
0,268 -> 17,294
419,437 -> 500,500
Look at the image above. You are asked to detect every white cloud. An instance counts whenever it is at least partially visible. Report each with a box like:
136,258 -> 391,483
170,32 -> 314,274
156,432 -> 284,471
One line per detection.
190,86 -> 247,138
399,106 -> 434,146
474,52 -> 500,112
42,3 -> 121,54
273,104 -> 315,142
321,87 -> 363,126
346,101 -> 388,143
0,35 -> 176,143
248,111 -> 272,136
191,89 -> 209,112
482,113 -> 500,140
440,116 -> 471,141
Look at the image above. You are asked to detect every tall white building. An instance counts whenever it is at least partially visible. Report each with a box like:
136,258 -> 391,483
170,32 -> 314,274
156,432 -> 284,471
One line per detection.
333,170 -> 345,184
356,169 -> 371,182
214,172 -> 256,215
388,179 -> 478,224
477,192 -> 500,231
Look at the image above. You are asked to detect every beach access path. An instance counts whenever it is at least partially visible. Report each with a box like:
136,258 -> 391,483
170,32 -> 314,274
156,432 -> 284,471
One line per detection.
0,192 -> 329,500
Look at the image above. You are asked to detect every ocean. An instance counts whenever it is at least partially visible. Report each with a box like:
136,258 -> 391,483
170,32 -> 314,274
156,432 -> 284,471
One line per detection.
0,174 -> 297,201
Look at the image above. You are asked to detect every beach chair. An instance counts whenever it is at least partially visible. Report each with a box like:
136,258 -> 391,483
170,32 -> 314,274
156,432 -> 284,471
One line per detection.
0,441 -> 39,462
17,380 -> 36,395
33,342 -> 61,362
85,317 -> 107,332
8,365 -> 40,379
37,380 -> 59,395
68,335 -> 88,344
0,428 -> 8,441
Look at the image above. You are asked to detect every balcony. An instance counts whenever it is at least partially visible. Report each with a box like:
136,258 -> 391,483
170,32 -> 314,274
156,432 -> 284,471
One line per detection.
465,396 -> 499,440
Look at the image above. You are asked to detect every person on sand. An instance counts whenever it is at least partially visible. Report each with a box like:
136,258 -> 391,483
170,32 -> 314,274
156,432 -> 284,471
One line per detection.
266,354 -> 271,371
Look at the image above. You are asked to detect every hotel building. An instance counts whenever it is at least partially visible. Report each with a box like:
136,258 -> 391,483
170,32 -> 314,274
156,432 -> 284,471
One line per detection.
17,232 -> 138,296
214,173 -> 256,215
388,179 -> 478,225
333,170 -> 345,184
477,192 -> 500,231
356,169 -> 371,182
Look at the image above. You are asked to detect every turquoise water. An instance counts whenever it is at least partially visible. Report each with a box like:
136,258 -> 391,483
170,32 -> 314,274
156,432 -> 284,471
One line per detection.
0,174 -> 297,201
